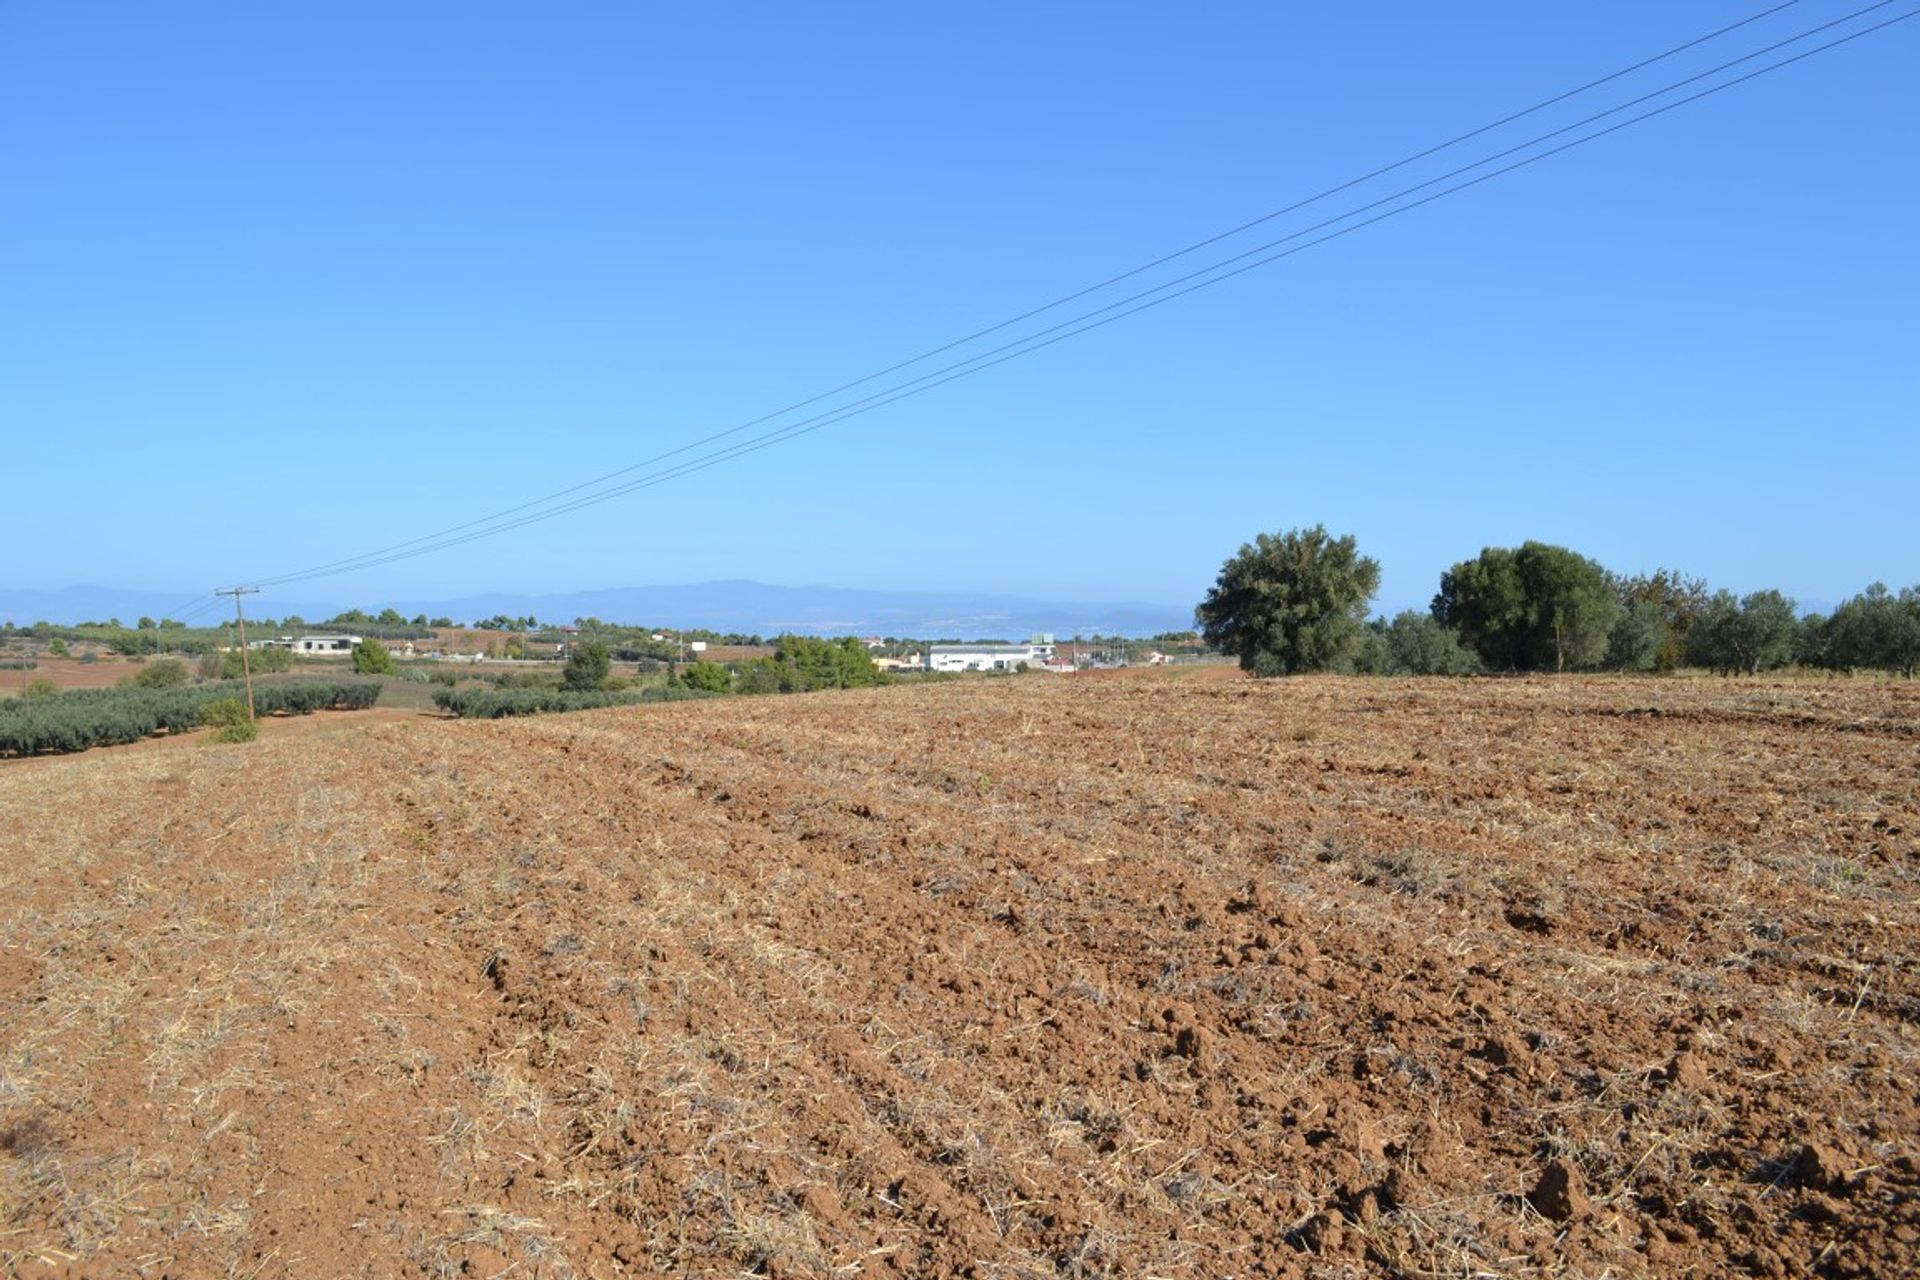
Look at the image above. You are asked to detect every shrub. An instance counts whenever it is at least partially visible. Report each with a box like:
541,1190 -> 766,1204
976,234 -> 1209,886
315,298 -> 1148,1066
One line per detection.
200,697 -> 251,729
680,660 -> 734,694
78,651 -> 98,665
352,638 -> 396,676
213,718 -> 259,744
1381,612 -> 1481,675
562,640 -> 612,691
1350,614 -> 1480,676
24,678 -> 59,701
133,658 -> 190,688
220,645 -> 293,678
47,639 -> 68,658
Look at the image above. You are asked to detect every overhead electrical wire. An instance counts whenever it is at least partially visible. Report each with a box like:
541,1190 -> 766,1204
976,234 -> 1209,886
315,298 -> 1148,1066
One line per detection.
243,0 -> 1816,592
242,1 -> 1913,593
257,7 -> 1919,588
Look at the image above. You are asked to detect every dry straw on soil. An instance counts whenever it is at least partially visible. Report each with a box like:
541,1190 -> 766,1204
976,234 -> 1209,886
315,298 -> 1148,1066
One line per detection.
1,670 -> 1915,1278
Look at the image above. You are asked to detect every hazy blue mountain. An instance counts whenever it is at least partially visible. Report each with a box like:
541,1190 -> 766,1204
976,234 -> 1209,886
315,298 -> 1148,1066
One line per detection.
2,580 -> 1193,639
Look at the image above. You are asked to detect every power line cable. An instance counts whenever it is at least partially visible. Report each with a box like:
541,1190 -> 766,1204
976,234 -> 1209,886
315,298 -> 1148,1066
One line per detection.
250,3 -> 1915,590
257,7 -> 1916,586
243,0 -> 1824,591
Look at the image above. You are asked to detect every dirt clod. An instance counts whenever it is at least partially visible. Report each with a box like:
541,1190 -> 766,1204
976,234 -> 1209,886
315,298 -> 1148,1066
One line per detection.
1665,1049 -> 1709,1090
1793,1141 -> 1852,1194
1529,1158 -> 1591,1223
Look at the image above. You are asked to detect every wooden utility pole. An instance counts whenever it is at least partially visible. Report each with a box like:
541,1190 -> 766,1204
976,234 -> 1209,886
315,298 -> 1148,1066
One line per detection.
215,586 -> 260,719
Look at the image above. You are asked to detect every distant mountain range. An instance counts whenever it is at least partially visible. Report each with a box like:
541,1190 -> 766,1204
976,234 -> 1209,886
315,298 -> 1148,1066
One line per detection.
0,581 -> 1195,639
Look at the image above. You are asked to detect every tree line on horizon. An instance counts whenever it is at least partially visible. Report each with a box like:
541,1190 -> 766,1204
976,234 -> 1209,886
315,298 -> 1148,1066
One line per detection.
1196,526 -> 1920,678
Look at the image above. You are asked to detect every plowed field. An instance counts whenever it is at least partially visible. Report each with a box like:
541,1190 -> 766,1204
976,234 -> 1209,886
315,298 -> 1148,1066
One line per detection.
2,672 -> 1916,1278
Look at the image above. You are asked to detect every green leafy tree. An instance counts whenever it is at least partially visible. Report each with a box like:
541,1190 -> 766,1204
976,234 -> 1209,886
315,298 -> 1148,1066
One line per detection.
108,628 -> 161,657
561,639 -> 612,691
1434,542 -> 1620,672
1686,589 -> 1800,676
1196,526 -> 1380,676
430,617 -> 454,629
137,616 -> 157,630
719,638 -> 885,695
1825,583 -> 1920,676
46,638 -> 68,658
1609,569 -> 1710,672
1795,613 -> 1831,669
766,636 -> 886,691
377,608 -> 406,626
352,637 -> 397,676
680,660 -> 733,694
734,658 -> 784,695
1431,547 -> 1528,670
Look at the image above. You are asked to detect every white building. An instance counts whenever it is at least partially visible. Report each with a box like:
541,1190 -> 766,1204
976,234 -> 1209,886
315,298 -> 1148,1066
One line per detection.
927,639 -> 1055,673
254,634 -> 362,656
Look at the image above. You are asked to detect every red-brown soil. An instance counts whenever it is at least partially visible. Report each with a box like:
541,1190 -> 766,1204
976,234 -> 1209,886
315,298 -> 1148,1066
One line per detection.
2,672 -> 1915,1278
0,659 -> 140,694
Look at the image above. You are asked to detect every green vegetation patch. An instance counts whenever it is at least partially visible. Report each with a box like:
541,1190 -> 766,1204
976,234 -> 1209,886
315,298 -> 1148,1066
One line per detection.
432,684 -> 714,720
0,679 -> 381,756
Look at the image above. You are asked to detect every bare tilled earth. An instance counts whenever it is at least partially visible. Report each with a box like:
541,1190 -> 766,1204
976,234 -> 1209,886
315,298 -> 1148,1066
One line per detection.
2,672 -> 1916,1279
0,660 -> 138,695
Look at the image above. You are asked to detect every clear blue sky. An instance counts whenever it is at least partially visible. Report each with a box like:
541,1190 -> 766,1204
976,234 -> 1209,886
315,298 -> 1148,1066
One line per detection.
4,2 -> 1915,618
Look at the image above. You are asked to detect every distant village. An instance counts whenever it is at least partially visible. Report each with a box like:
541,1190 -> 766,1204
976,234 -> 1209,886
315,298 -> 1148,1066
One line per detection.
247,628 -> 1204,672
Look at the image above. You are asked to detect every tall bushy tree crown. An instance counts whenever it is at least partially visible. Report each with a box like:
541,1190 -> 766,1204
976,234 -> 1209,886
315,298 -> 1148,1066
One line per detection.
1433,542 -> 1620,672
1195,526 -> 1380,676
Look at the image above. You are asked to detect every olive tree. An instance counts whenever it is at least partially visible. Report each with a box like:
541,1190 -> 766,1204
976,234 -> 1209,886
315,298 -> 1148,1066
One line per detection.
1826,583 -> 1920,676
1605,601 -> 1665,672
1383,611 -> 1480,675
1196,526 -> 1380,676
1685,589 -> 1800,676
